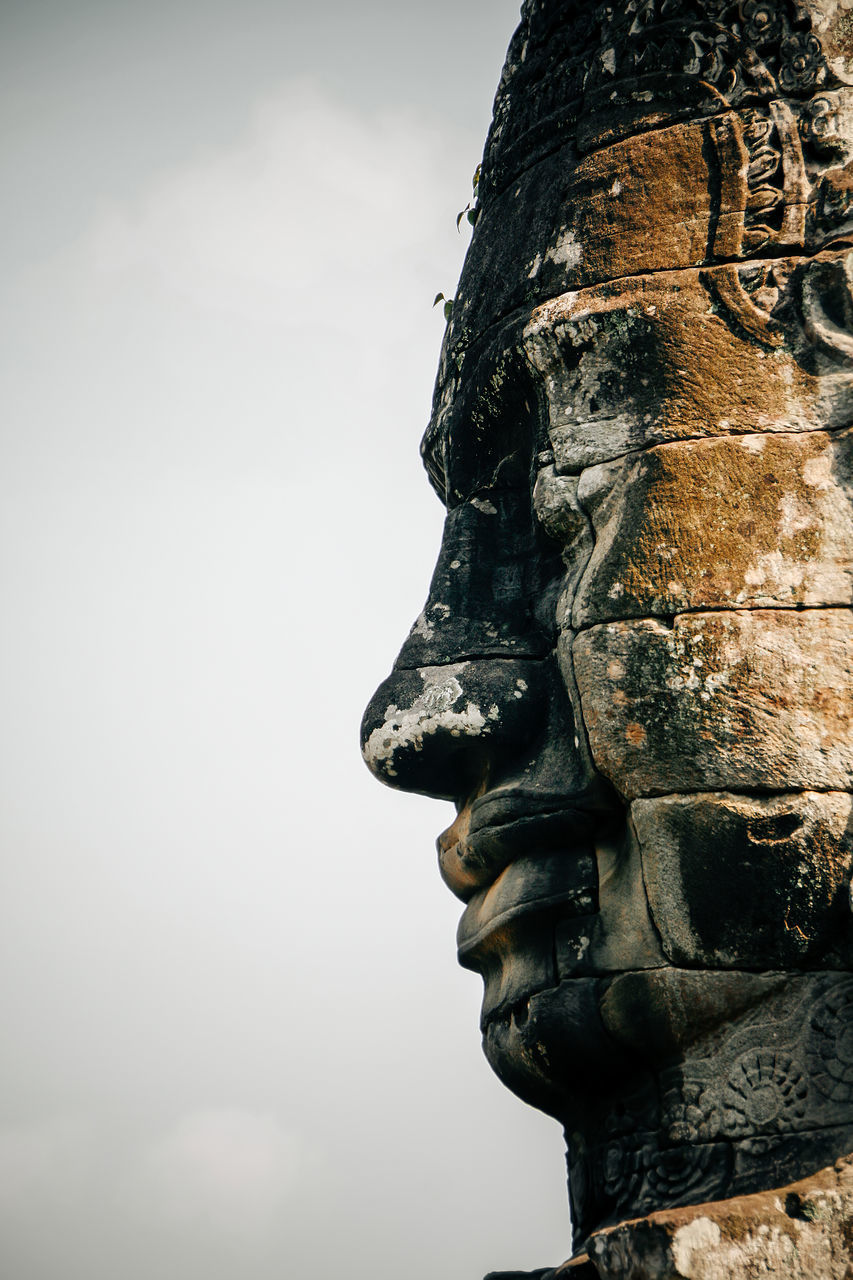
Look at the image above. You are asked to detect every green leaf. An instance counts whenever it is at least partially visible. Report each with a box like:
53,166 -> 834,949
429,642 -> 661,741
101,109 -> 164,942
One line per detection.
443,300 -> 453,321
456,210 -> 465,232
432,292 -> 446,308
467,208 -> 477,225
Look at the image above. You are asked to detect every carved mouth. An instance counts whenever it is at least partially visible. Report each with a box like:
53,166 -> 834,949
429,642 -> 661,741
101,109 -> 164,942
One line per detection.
438,788 -> 598,901
456,848 -> 598,961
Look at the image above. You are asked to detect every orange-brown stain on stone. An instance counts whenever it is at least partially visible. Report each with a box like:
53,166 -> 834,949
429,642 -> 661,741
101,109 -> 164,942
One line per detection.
573,428 -> 852,625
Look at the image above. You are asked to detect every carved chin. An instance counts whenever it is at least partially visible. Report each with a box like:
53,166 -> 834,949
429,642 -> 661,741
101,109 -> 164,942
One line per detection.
481,977 -> 619,1121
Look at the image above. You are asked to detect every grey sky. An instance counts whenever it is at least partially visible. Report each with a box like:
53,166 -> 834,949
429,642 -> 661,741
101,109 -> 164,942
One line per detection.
0,4 -> 573,1278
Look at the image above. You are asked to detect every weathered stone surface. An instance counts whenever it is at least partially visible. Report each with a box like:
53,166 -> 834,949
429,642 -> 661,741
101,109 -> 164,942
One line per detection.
598,968 -> 789,1061
451,109 -> 853,359
584,969 -> 853,1239
362,0 -> 853,1267
571,609 -> 853,798
521,257 -> 853,474
633,792 -> 853,968
586,1157 -> 853,1279
554,819 -> 666,979
571,428 -> 853,625
479,6 -> 853,202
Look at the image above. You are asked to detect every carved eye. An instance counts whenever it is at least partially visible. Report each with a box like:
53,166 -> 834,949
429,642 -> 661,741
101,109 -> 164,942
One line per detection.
437,341 -> 543,507
532,464 -> 587,545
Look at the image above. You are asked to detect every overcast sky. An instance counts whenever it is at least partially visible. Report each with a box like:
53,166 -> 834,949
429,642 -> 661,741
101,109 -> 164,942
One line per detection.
0,4 -> 577,1279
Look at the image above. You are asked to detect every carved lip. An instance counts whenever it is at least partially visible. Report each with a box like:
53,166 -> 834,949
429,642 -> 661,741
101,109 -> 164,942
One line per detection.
456,848 -> 597,962
469,788 -> 596,836
438,787 -> 598,901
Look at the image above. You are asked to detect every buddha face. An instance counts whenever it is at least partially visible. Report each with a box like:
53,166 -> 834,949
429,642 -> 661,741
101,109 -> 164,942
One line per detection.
361,243 -> 853,1126
362,1 -> 853,1242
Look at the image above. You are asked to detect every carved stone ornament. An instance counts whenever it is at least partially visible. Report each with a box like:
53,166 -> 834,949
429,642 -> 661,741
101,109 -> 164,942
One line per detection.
361,0 -> 853,1275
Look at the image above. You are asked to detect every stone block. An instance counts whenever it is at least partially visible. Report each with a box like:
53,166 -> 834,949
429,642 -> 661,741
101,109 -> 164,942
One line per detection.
586,1156 -> 853,1279
632,792 -> 853,968
570,609 -> 853,799
572,429 -> 853,625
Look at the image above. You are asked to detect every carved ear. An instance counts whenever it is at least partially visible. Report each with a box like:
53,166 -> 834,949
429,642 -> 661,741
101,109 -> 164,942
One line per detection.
801,250 -> 853,362
701,264 -> 784,348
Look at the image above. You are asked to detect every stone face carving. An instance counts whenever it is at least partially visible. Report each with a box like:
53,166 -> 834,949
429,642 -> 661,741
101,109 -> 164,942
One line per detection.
361,0 -> 853,1270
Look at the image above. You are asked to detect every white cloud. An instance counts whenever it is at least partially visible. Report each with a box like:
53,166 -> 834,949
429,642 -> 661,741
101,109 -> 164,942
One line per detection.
135,1109 -> 303,1236
83,80 -> 460,329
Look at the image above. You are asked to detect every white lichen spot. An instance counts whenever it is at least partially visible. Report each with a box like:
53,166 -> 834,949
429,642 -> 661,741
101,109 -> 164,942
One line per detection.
471,497 -> 497,515
803,451 -> 833,489
527,251 -> 543,279
608,581 -> 626,599
420,672 -> 465,715
488,704 -> 500,721
779,492 -> 815,538
450,559 -> 461,570
672,1218 -> 722,1272
544,230 -> 582,272
740,434 -> 766,453
667,666 -> 701,693
516,679 -> 528,692
610,178 -> 622,196
362,665 -> 491,779
607,659 -> 626,679
745,549 -> 806,594
601,46 -> 616,75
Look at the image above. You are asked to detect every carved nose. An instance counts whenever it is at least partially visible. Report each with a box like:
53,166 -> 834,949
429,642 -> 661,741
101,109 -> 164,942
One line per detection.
394,490 -> 563,668
361,657 -> 546,801
361,490 -> 568,801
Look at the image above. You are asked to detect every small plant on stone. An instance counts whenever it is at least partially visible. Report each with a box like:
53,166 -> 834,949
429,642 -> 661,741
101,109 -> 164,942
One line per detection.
456,163 -> 482,231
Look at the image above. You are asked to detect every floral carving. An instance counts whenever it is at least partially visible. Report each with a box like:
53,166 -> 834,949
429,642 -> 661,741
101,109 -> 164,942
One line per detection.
601,1140 -> 644,1205
662,1081 -> 721,1144
779,32 -> 824,91
721,1050 -> 808,1136
642,1142 -> 729,1207
741,0 -> 783,46
809,980 -> 853,1102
